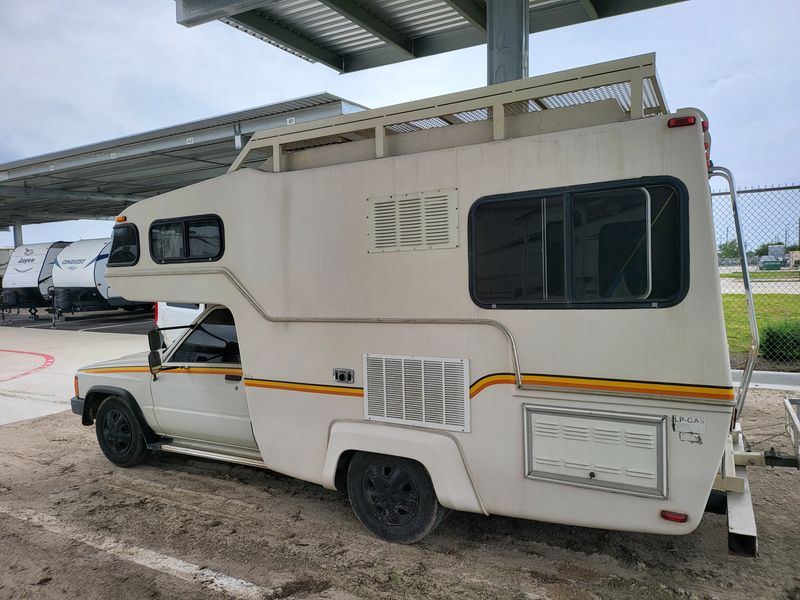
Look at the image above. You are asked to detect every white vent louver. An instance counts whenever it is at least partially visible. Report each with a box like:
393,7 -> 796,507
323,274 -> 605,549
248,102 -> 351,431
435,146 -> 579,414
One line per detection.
367,189 -> 459,253
364,354 -> 469,432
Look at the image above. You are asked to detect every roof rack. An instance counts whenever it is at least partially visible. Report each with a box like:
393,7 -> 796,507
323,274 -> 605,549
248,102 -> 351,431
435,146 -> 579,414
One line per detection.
229,53 -> 668,174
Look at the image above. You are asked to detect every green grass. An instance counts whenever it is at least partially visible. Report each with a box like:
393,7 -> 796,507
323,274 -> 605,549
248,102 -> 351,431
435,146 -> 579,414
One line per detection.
720,270 -> 800,279
722,294 -> 800,354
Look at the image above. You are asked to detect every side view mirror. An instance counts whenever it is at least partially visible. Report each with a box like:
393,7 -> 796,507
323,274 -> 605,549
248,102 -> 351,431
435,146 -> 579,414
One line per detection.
148,328 -> 166,352
148,350 -> 162,380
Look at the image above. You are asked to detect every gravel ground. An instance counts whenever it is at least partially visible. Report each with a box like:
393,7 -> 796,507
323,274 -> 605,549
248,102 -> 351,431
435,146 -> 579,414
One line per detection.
0,389 -> 798,600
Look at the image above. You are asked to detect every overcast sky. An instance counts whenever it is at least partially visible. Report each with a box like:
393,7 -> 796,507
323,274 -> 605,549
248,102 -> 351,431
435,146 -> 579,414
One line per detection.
1,0 -> 798,246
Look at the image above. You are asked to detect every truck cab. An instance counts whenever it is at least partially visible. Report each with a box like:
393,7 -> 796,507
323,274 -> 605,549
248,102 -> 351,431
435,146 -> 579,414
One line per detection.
73,305 -> 259,467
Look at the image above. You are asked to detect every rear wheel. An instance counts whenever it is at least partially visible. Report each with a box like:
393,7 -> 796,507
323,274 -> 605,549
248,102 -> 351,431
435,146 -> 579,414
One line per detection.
346,452 -> 445,543
95,397 -> 148,467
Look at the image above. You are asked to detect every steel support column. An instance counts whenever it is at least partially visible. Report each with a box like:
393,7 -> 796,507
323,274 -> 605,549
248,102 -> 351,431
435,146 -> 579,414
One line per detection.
487,0 -> 528,85
12,217 -> 23,247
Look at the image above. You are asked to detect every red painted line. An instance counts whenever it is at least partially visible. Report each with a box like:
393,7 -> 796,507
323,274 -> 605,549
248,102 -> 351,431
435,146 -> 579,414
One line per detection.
0,349 -> 56,383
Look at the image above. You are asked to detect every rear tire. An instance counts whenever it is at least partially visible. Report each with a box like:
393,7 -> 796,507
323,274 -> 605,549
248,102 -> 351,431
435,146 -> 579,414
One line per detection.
95,397 -> 149,467
346,452 -> 445,543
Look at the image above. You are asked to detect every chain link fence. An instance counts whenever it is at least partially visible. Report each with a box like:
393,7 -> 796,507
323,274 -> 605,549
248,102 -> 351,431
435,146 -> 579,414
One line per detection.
712,184 -> 800,371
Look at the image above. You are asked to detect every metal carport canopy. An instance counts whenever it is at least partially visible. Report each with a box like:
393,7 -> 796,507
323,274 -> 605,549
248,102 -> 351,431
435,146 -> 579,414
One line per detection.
0,93 -> 365,232
177,0 -> 687,73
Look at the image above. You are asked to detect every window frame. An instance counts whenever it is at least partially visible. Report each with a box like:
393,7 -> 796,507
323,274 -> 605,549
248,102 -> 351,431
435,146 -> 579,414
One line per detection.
467,176 -> 690,310
149,214 -> 225,265
107,223 -> 140,267
165,307 -> 240,366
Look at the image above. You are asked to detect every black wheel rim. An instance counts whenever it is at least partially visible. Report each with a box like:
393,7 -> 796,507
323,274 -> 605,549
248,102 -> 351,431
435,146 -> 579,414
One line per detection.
362,461 -> 420,526
102,409 -> 132,454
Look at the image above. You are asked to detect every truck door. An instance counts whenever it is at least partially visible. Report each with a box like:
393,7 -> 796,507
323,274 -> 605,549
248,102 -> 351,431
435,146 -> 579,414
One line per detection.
150,307 -> 257,450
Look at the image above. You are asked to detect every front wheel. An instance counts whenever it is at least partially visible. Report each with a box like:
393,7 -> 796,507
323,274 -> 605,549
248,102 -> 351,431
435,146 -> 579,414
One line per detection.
346,452 -> 446,543
95,397 -> 149,467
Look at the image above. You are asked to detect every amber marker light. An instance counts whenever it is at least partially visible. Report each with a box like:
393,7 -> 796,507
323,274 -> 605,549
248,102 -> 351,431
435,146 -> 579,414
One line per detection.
115,215 -> 127,222
73,375 -> 80,398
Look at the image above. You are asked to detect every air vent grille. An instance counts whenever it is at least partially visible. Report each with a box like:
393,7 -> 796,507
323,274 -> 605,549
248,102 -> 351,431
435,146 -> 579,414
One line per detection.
364,354 -> 469,432
367,189 -> 459,253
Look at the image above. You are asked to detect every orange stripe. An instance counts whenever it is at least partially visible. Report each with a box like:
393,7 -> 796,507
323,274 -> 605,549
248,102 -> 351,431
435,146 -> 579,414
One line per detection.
79,366 -> 242,376
245,378 -> 363,397
80,367 -> 734,402
470,373 -> 734,401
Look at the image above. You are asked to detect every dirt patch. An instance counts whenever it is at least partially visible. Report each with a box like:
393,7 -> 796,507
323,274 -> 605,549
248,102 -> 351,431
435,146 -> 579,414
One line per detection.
0,389 -> 799,599
729,352 -> 800,373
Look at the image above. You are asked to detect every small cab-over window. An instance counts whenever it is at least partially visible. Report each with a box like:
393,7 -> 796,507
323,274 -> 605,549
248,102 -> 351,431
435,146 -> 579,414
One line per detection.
107,223 -> 139,267
150,215 -> 223,264
469,178 -> 687,309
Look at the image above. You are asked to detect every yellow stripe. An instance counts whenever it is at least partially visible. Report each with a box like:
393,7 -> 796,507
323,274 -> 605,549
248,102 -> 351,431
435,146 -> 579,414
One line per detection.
79,366 -> 242,376
245,378 -> 363,397
470,373 -> 734,401
79,367 -> 733,402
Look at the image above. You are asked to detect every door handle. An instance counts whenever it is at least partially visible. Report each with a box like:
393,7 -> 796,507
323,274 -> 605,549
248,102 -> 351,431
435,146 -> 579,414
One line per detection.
225,374 -> 242,382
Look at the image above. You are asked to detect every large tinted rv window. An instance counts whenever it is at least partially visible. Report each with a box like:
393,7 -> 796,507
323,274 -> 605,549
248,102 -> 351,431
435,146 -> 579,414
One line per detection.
150,215 -> 223,263
470,178 -> 686,309
170,308 -> 239,364
107,224 -> 139,267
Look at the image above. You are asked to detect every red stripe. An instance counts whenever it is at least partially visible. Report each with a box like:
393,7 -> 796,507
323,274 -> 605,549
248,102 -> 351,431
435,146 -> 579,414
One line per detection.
0,349 -> 56,383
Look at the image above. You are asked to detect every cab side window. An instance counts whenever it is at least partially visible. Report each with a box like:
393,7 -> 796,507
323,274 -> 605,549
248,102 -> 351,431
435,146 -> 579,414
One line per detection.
170,308 -> 240,364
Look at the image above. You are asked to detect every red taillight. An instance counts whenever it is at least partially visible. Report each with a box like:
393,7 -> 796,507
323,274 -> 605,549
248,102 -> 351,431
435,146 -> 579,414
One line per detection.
702,120 -> 709,132
667,116 -> 697,128
660,510 -> 689,523
154,302 -> 159,324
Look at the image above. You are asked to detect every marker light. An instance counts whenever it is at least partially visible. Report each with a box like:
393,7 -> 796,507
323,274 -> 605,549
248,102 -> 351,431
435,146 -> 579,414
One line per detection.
667,116 -> 697,128
115,215 -> 127,222
154,302 -> 159,324
660,510 -> 689,523
73,375 -> 80,398
702,120 -> 709,132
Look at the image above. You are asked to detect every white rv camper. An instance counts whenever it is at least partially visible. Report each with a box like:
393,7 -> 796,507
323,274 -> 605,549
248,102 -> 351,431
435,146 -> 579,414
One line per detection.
71,55 -> 795,553
1,241 -> 68,309
52,238 -> 147,313
0,247 -> 12,287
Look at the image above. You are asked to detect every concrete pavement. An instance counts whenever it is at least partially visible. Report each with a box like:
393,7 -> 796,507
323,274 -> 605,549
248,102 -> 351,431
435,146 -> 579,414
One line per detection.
0,328 -> 145,425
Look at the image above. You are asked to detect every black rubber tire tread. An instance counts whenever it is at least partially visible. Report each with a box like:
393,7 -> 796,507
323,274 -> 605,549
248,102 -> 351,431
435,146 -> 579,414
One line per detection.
347,451 -> 445,544
95,396 -> 149,467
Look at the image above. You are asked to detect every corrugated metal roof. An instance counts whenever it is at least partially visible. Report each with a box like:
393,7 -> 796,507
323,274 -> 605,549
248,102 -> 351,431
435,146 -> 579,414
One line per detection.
183,0 -> 686,73
0,93 -> 365,229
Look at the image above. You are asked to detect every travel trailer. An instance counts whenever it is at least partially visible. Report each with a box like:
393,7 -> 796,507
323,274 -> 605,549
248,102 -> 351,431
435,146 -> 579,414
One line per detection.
71,55 -> 797,553
0,247 -> 12,287
51,238 -> 148,313
1,241 -> 68,310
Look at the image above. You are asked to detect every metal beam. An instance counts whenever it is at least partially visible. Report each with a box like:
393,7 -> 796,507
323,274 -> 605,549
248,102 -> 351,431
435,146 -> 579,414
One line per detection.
442,0 -> 487,32
12,217 -> 23,247
487,0 -> 528,85
0,186 -> 145,204
227,12 -> 344,72
1,211 -> 116,222
580,0 -> 599,19
176,0 -> 268,27
317,0 -> 414,57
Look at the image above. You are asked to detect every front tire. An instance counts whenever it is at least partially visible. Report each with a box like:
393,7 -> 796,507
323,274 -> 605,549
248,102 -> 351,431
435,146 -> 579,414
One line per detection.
95,397 -> 149,467
346,452 -> 445,543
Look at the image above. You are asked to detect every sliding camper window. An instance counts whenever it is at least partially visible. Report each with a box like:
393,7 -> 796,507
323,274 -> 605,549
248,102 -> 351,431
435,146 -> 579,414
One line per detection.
469,178 -> 687,309
149,215 -> 223,264
107,224 -> 139,267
